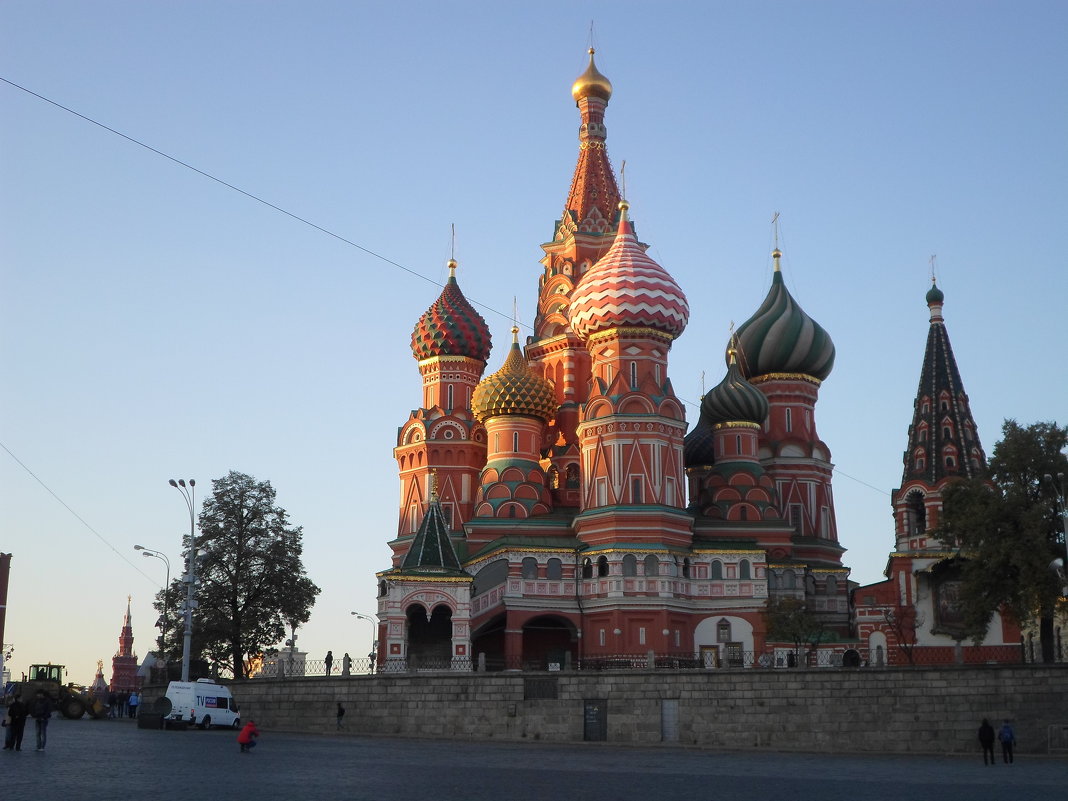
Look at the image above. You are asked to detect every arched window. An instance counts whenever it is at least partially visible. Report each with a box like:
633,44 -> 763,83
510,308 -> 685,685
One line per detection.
710,560 -> 723,580
945,455 -> 956,468
682,558 -> 691,578
622,554 -> 637,576
582,558 -> 593,579
785,408 -> 793,432
597,555 -> 609,577
644,554 -> 659,577
630,362 -> 637,388
546,558 -> 562,580
943,426 -> 951,440
906,490 -> 926,534
739,559 -> 751,579
447,384 -> 454,410
513,432 -> 520,452
521,557 -> 538,579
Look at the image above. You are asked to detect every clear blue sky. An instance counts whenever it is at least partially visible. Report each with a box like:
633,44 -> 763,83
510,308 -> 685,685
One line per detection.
2,1 -> 1065,685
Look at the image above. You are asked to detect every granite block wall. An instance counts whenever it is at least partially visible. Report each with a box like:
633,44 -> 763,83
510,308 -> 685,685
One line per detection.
203,666 -> 1068,754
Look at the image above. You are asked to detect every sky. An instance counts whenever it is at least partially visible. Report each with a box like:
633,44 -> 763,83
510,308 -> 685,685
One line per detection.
2,1 -> 1066,686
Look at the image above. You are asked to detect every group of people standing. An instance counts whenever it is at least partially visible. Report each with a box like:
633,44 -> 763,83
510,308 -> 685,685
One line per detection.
978,718 -> 1016,765
105,690 -> 139,718
3,690 -> 55,752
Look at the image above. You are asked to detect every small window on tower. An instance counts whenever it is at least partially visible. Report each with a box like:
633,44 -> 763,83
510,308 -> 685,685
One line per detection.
631,477 -> 643,503
513,432 -> 520,452
789,504 -> 804,535
785,408 -> 793,432
630,361 -> 637,388
447,385 -> 454,410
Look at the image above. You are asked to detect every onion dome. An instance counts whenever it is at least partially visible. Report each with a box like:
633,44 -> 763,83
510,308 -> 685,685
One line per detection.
702,348 -> 770,426
926,278 -> 944,305
683,411 -> 716,467
568,202 -> 690,341
411,259 -> 492,362
471,327 -> 556,423
731,248 -> 834,381
571,48 -> 613,102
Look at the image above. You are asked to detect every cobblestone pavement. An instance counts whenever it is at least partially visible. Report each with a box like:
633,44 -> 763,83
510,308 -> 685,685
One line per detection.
3,717 -> 1064,801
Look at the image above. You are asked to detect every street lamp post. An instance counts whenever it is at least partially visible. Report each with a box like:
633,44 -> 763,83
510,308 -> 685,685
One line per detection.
1045,471 -> 1068,587
169,478 -> 198,683
134,545 -> 171,660
350,612 -> 378,671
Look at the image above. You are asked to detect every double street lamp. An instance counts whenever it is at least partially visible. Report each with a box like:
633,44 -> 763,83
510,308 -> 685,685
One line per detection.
169,478 -> 198,682
351,612 -> 379,670
134,545 -> 171,658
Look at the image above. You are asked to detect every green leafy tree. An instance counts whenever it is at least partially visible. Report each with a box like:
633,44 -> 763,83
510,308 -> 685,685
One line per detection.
763,596 -> 825,665
155,471 -> 320,678
940,420 -> 1067,661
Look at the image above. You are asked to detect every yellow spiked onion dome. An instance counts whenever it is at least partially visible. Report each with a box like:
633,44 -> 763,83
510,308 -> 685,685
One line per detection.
571,48 -> 613,102
471,327 -> 556,423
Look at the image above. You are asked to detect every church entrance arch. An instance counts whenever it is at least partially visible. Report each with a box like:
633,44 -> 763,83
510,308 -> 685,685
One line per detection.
471,614 -> 506,670
406,602 -> 453,669
521,615 -> 576,671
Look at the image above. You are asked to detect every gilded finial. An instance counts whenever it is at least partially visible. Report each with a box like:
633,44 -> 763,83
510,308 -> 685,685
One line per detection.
447,258 -> 457,279
618,199 -> 630,220
771,212 -> 782,271
571,46 -> 613,102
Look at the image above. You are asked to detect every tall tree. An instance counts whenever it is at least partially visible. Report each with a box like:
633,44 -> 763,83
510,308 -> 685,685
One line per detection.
155,471 -> 320,678
940,420 -> 1067,661
763,597 -> 826,665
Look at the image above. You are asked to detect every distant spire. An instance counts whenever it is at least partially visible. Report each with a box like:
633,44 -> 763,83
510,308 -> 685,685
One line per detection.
771,212 -> 782,271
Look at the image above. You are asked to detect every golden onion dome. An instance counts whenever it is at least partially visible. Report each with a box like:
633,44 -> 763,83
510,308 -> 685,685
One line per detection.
571,48 -> 613,102
471,328 -> 556,424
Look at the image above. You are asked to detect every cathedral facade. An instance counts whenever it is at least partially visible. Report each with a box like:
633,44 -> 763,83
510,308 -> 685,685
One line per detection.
374,51 -> 855,671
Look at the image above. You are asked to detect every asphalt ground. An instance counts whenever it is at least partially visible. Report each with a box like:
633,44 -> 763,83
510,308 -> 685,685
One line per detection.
2,717 -> 1065,801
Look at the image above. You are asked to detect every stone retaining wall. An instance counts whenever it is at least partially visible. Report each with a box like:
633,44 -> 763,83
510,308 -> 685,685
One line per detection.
208,666 -> 1068,754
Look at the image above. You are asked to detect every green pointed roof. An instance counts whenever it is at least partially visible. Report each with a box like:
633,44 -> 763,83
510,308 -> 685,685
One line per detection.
400,497 -> 463,572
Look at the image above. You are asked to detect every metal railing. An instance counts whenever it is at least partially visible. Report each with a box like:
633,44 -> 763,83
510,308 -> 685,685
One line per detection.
250,644 -> 1027,678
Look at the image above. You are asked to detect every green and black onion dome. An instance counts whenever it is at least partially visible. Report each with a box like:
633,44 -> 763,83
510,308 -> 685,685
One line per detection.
411,259 -> 492,362
702,349 -> 770,426
926,278 -> 944,305
731,249 -> 835,381
471,328 -> 556,423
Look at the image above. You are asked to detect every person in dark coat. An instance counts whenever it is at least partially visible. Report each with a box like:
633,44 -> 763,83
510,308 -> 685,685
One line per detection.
30,690 -> 53,751
324,651 -> 333,676
4,695 -> 29,751
978,718 -> 995,765
998,720 -> 1016,763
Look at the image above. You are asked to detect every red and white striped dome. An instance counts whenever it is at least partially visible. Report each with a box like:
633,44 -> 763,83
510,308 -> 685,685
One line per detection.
567,203 -> 689,341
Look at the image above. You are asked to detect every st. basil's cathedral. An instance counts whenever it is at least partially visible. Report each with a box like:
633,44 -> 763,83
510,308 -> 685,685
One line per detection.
374,51 -> 1021,671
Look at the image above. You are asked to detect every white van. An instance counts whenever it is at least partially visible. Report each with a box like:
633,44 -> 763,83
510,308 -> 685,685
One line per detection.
162,679 -> 240,729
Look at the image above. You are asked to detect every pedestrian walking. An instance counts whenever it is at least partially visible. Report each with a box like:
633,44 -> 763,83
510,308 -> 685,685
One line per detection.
107,691 -> 117,719
237,720 -> 260,753
30,690 -> 53,751
324,650 -> 333,676
336,702 -> 345,730
4,695 -> 28,751
127,691 -> 140,718
998,720 -> 1016,763
978,718 -> 995,765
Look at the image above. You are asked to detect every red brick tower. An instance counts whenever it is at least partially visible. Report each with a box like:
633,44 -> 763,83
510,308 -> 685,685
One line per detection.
393,259 -> 492,549
528,49 -> 622,508
109,596 -> 139,692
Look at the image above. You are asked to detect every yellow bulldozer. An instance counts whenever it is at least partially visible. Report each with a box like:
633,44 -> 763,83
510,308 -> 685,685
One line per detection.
14,664 -> 106,719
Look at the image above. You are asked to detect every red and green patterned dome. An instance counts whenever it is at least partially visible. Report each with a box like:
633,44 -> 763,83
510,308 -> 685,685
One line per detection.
568,202 -> 689,341
471,329 -> 556,423
411,260 -> 492,362
731,249 -> 834,381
